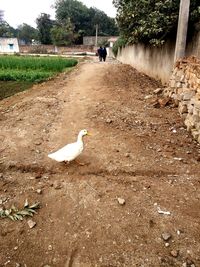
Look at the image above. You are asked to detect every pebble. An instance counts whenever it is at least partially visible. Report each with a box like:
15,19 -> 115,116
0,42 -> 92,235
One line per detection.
170,249 -> 179,257
27,219 -> 36,229
173,157 -> 183,161
177,230 -> 181,235
161,232 -> 172,241
0,197 -> 8,204
48,245 -> 53,251
117,198 -> 126,205
106,118 -> 113,123
154,88 -> 163,94
53,181 -> 62,190
36,189 -> 42,194
34,141 -> 42,145
144,95 -> 153,99
126,163 -> 133,167
165,243 -> 170,247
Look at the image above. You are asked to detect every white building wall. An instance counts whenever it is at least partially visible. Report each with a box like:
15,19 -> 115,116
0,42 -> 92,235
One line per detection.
0,38 -> 19,53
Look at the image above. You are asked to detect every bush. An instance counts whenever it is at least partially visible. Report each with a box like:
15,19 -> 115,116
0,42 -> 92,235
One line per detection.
112,37 -> 127,57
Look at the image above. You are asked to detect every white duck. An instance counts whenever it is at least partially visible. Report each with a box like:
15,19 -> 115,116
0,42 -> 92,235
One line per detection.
48,129 -> 89,163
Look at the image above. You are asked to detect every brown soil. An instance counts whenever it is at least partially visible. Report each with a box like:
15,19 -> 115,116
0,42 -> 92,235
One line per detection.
0,58 -> 200,267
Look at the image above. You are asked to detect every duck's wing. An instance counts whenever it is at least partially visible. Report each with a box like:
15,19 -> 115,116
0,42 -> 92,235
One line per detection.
48,141 -> 83,162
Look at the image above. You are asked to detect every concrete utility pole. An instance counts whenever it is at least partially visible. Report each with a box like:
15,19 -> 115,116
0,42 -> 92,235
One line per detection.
95,24 -> 98,47
174,0 -> 190,62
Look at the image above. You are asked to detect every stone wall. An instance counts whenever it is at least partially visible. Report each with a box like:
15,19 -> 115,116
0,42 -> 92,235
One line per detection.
164,56 -> 200,143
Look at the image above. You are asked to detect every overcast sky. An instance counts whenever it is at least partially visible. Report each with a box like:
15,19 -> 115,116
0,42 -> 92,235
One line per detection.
1,0 -> 116,28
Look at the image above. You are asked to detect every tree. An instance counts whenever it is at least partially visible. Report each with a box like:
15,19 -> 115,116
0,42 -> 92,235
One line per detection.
0,21 -> 15,37
17,23 -> 39,44
0,10 -> 16,37
88,7 -> 118,36
55,0 -> 118,37
51,18 -> 75,45
36,13 -> 54,44
113,0 -> 200,45
55,0 -> 89,32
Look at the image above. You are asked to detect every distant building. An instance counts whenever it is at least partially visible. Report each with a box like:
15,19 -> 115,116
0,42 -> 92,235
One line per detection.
107,37 -> 118,57
0,38 -> 19,53
108,37 -> 118,48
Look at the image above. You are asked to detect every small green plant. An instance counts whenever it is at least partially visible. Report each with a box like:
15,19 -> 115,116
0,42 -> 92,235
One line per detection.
112,37 -> 127,57
0,200 -> 40,221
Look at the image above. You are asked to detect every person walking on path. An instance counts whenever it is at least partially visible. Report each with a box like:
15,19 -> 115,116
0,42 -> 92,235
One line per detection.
97,46 -> 103,62
102,47 -> 107,62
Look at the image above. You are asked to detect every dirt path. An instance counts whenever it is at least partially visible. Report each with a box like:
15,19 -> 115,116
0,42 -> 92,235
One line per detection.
0,58 -> 200,267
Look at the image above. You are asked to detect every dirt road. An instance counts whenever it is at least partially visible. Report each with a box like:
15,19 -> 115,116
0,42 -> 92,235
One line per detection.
0,58 -> 200,267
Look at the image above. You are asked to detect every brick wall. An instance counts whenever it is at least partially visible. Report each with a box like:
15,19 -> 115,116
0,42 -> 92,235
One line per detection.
19,45 -> 94,54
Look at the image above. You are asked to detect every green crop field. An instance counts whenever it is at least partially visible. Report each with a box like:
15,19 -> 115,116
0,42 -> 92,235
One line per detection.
0,55 -> 78,100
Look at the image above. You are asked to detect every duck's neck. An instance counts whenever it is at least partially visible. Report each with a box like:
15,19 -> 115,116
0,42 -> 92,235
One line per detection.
77,133 -> 84,143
